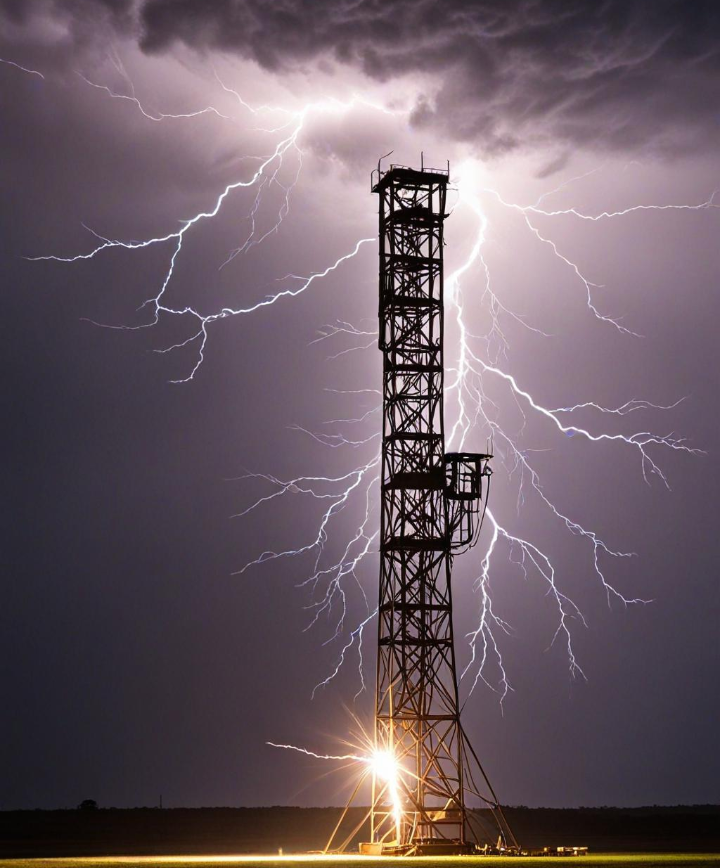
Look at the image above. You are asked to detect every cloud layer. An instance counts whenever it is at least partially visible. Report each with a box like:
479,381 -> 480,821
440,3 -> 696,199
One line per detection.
139,0 -> 720,158
3,0 -> 719,158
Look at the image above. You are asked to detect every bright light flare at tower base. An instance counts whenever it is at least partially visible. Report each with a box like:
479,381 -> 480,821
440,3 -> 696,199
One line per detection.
369,749 -> 403,845
267,736 -> 409,852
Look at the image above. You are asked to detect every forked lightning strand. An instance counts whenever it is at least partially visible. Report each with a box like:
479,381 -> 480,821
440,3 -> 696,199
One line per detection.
25,63 -> 714,706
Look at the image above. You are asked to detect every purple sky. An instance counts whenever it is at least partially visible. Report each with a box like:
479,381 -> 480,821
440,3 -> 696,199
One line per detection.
1,0 -> 719,810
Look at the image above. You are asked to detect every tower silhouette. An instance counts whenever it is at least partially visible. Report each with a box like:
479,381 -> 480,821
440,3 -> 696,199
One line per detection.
364,160 -> 515,855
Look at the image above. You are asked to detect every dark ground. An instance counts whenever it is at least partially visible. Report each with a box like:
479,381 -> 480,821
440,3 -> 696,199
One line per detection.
1,806 -> 718,858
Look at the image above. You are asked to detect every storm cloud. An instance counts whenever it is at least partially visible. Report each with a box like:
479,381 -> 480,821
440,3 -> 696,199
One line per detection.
140,0 -> 720,157
3,0 -> 720,157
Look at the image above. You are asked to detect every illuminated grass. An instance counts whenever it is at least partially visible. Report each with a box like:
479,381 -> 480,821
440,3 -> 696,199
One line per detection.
1,854 -> 719,868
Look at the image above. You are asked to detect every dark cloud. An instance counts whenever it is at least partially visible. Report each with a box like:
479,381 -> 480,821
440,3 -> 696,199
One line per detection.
134,0 -> 720,157
3,0 -> 719,157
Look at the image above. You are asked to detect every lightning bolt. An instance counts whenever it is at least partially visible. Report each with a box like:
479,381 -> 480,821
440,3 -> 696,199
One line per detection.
23,60 -> 715,708
0,56 -> 44,78
28,132 -> 374,382
76,72 -> 232,122
267,736 -> 407,843
444,159 -> 708,702
479,183 -> 719,338
267,742 -> 365,764
27,67 -> 404,384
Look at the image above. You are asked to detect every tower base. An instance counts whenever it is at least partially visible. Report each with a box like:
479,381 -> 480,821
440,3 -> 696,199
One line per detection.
359,839 -> 483,857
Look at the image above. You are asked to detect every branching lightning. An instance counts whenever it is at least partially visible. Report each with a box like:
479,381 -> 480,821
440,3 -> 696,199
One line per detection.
0,56 -> 44,78
23,58 -> 715,712
28,71 -> 398,383
443,161 -> 708,700
77,72 -> 232,122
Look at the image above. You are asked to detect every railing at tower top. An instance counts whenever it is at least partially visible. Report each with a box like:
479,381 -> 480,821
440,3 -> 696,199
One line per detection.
371,160 -> 450,192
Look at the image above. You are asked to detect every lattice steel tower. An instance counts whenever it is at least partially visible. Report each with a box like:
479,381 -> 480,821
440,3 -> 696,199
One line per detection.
365,161 -> 516,856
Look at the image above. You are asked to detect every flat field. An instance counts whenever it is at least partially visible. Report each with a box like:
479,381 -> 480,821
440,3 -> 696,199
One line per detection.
5,807 -> 719,860
1,854 -> 719,868
3,809 -> 719,866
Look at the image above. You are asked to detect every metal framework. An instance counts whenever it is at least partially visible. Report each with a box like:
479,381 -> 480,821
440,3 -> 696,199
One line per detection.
363,161 -> 515,855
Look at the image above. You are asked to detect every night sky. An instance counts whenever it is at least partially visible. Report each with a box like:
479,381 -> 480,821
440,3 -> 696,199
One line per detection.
1,0 -> 719,811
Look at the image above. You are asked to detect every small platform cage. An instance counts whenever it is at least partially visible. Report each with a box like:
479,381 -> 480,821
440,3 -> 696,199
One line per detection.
444,452 -> 492,551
